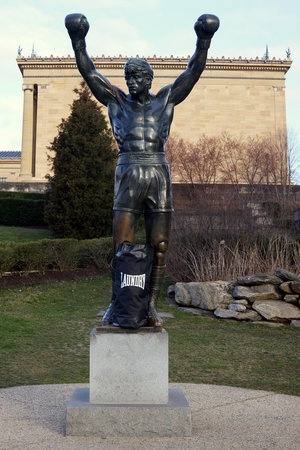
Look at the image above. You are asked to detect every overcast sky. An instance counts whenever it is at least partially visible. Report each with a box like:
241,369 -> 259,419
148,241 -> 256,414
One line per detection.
1,0 -> 299,177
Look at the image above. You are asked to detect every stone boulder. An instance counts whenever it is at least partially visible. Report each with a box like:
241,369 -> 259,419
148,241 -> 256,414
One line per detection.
232,284 -> 282,302
237,274 -> 282,286
175,281 -> 233,310
167,284 -> 175,297
279,282 -> 294,294
228,303 -> 247,312
232,299 -> 249,306
284,294 -> 299,304
214,308 -> 261,321
290,282 -> 300,295
275,268 -> 300,282
214,308 -> 238,319
239,310 -> 262,321
252,300 -> 300,321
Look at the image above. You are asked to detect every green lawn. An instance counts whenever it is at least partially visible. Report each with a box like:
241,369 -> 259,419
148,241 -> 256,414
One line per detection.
1,274 -> 300,395
0,226 -> 53,243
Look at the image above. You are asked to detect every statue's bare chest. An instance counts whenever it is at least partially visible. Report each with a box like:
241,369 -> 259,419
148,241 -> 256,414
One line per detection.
108,96 -> 174,145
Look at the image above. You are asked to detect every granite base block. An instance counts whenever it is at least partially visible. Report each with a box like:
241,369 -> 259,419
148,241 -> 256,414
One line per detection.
66,387 -> 192,437
90,327 -> 168,404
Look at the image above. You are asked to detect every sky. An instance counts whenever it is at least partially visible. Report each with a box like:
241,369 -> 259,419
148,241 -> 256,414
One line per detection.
1,0 -> 299,177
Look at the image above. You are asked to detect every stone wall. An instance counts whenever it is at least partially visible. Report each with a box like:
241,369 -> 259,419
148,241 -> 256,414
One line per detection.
171,269 -> 300,327
0,182 -> 48,193
172,183 -> 300,230
0,160 -> 21,182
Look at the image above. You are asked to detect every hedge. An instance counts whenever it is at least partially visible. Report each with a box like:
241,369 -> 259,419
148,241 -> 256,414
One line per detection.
0,198 -> 46,226
0,237 -> 113,274
0,192 -> 45,199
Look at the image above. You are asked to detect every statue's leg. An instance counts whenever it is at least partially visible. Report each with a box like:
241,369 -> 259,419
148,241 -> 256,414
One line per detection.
101,210 -> 140,325
101,260 -> 115,325
145,212 -> 172,327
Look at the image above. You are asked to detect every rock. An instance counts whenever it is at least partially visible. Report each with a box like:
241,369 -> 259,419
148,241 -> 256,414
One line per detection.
290,320 -> 300,328
290,281 -> 300,295
175,281 -> 233,310
228,303 -> 247,312
214,308 -> 261,321
237,273 -> 282,286
175,283 -> 192,306
159,312 -> 175,319
236,310 -> 262,321
232,299 -> 249,306
232,284 -> 282,302
284,294 -> 299,304
179,307 -> 214,317
252,300 -> 300,321
279,282 -> 294,294
214,308 -> 238,319
275,268 -> 300,282
227,281 -> 237,294
167,285 -> 175,297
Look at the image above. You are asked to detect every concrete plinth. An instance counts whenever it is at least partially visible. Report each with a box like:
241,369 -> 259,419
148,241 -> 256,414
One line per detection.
66,387 -> 192,437
90,327 -> 168,404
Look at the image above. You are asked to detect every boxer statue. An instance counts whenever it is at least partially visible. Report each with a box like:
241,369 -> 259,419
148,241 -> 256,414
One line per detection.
65,13 -> 219,327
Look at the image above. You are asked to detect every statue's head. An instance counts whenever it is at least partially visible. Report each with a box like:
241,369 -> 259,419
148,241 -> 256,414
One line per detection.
124,58 -> 154,95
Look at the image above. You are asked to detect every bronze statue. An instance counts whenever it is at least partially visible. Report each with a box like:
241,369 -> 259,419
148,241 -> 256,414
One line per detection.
65,13 -> 219,327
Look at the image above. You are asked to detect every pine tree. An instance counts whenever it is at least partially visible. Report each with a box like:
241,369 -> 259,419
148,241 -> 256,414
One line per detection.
45,82 -> 117,239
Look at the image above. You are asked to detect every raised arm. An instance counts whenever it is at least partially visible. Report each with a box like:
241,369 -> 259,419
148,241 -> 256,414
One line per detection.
167,14 -> 219,106
65,14 -> 118,107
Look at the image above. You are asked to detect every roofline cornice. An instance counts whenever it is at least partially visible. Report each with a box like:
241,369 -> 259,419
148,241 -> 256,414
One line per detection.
16,55 -> 292,75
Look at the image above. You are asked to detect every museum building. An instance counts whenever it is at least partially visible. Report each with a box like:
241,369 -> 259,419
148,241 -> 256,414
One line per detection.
0,55 -> 292,182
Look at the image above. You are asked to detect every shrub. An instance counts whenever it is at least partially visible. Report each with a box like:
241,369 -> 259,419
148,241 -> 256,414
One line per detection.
0,198 -> 45,226
0,237 -> 113,275
45,82 -> 116,239
167,228 -> 300,282
0,192 -> 45,199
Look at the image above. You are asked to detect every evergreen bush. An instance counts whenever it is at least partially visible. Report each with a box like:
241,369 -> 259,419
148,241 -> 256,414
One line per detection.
44,82 -> 117,239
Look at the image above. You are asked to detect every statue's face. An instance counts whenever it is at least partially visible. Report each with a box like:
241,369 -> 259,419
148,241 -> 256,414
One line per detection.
125,68 -> 150,96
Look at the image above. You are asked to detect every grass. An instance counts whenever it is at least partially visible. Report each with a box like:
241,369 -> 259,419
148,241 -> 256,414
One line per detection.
0,274 -> 300,395
0,226 -> 53,243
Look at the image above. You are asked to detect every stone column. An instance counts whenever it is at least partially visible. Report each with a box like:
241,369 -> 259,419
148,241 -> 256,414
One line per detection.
19,84 -> 34,180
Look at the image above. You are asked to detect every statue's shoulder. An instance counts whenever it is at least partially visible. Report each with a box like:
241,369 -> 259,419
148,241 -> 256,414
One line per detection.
156,84 -> 172,100
105,86 -> 128,110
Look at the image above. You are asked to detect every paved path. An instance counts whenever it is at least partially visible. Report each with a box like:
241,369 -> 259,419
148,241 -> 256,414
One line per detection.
1,383 -> 300,449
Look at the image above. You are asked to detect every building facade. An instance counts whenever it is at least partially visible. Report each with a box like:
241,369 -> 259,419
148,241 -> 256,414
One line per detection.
0,151 -> 21,182
2,55 -> 292,182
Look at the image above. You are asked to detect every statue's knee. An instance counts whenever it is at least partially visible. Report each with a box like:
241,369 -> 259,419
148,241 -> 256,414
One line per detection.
154,241 -> 168,265
157,241 -> 168,254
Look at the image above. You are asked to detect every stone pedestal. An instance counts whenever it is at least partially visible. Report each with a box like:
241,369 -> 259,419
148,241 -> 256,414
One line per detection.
90,327 -> 168,404
66,386 -> 191,437
66,326 -> 192,437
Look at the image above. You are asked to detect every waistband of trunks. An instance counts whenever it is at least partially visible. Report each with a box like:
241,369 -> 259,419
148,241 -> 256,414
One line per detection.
117,152 -> 168,165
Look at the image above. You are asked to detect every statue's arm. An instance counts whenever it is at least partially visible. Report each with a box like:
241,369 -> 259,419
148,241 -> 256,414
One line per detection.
167,14 -> 219,106
65,14 -> 119,106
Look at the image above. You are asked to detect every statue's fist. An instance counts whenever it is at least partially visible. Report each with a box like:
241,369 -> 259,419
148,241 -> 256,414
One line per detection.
65,13 -> 89,40
194,14 -> 220,39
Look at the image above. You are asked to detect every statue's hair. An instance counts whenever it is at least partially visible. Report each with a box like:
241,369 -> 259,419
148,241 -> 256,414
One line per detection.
124,58 -> 154,81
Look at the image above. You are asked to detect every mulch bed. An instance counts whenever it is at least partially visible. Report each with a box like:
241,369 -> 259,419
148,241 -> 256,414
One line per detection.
0,268 -> 107,289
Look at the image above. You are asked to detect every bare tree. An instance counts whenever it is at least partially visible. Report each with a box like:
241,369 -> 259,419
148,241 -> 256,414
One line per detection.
239,136 -> 266,187
219,133 -> 243,185
287,128 -> 300,185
